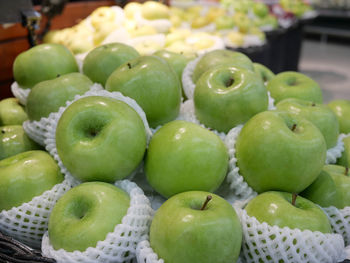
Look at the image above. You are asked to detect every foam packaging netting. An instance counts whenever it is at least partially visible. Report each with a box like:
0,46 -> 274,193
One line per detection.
23,84 -> 104,146
235,206 -> 346,263
181,54 -> 276,110
41,87 -> 152,179
323,206 -> 350,246
0,174 -> 78,249
325,133 -> 347,165
11,82 -> 31,106
41,179 -> 154,263
224,125 -> 257,201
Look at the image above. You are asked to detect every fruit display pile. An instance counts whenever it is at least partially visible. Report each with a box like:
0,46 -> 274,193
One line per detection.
1,2 -> 350,263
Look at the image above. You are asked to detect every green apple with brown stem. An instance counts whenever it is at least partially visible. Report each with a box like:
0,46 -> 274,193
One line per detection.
328,100 -> 350,134
150,191 -> 242,263
253,63 -> 275,84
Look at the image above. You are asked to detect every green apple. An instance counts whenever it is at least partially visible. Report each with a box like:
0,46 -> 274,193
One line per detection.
0,125 -> 42,160
234,12 -> 253,34
192,50 -> 254,83
13,43 -> 79,89
337,136 -> 350,167
236,110 -> 327,193
328,100 -> 350,134
0,150 -> 63,211
276,98 -> 339,149
48,182 -> 130,252
253,2 -> 269,18
83,43 -> 140,87
105,56 -> 182,128
153,50 -> 188,82
141,1 -> 170,20
253,63 -> 275,84
56,96 -> 147,182
150,191 -> 242,263
26,73 -> 92,121
301,165 -> 350,209
245,191 -> 332,233
215,15 -> 235,30
0,98 -> 28,125
194,65 -> 268,133
145,120 -> 228,198
267,71 -> 323,104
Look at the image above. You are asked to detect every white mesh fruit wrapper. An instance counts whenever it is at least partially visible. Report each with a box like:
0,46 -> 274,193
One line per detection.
23,84 -> 104,146
126,34 -> 166,56
42,87 -> 152,180
75,52 -> 89,73
177,99 -> 226,141
11,82 -> 31,105
323,206 -> 350,246
236,207 -> 346,263
326,133 -> 349,164
224,125 -> 258,201
181,55 -> 276,111
41,179 -> 154,263
0,174 -> 77,249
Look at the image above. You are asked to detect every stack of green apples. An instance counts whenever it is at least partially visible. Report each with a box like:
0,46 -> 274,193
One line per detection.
1,40 -> 350,263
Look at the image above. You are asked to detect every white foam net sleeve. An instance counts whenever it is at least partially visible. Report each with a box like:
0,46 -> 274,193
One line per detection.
178,99 -> 226,141
267,91 -> 276,110
181,55 -> 202,100
0,174 -> 77,249
42,87 -> 152,180
235,207 -> 346,263
11,82 -> 31,106
323,206 -> 350,246
41,179 -> 154,263
326,133 -> 349,164
134,11 -> 172,33
22,84 -> 104,146
136,236 -> 163,263
224,126 -> 258,201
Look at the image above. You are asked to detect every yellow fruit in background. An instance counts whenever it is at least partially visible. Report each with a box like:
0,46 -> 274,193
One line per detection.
124,19 -> 138,32
234,12 -> 253,34
187,33 -> 215,50
170,15 -> 182,28
43,30 -> 60,43
166,41 -> 196,59
68,37 -> 94,54
165,29 -> 191,46
90,7 -> 115,29
191,16 -> 211,29
129,25 -> 157,37
227,31 -> 244,46
141,1 -> 170,20
206,7 -> 226,22
170,6 -> 185,18
124,2 -> 142,19
93,22 -> 118,45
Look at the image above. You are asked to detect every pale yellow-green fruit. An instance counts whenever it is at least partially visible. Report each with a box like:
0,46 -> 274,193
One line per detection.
227,31 -> 245,46
93,22 -> 118,45
187,33 -> 215,50
124,19 -> 138,32
206,7 -> 226,22
191,16 -> 211,29
170,15 -> 182,28
90,7 -> 115,29
165,29 -> 191,46
141,1 -> 170,20
166,41 -> 196,59
128,25 -> 157,38
124,2 -> 142,19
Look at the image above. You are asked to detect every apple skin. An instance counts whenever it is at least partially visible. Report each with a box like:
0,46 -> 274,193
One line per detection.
192,50 -> 254,83
0,98 -> 28,125
48,182 -> 130,252
13,43 -> 79,89
145,120 -> 228,198
56,96 -> 147,183
0,125 -> 42,160
301,165 -> 350,209
245,191 -> 332,233
215,15 -> 235,30
26,73 -> 92,121
267,71 -> 323,104
328,100 -> 350,134
338,136 -> 350,167
150,191 -> 242,263
141,1 -> 170,20
83,43 -> 140,87
253,63 -> 275,84
0,150 -> 64,211
276,98 -> 339,149
236,110 -> 327,193
194,65 -> 268,133
253,2 -> 269,18
105,56 -> 182,128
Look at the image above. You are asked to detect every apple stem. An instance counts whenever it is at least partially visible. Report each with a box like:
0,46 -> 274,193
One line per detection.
200,195 -> 212,210
292,193 -> 298,206
311,103 -> 316,106
127,63 -> 131,69
56,74 -> 60,78
1,129 -> 4,134
225,78 -> 234,87
291,124 -> 297,132
345,167 -> 349,176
